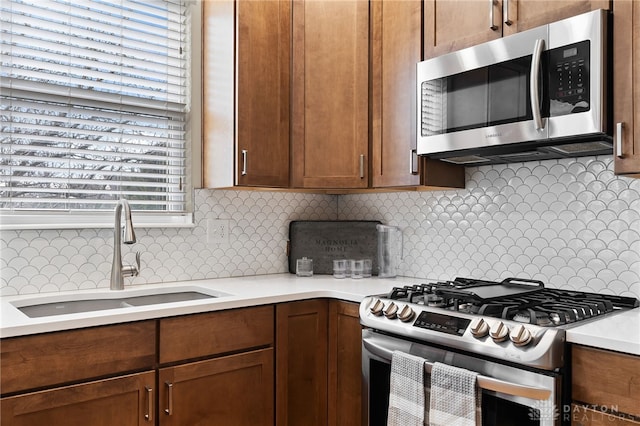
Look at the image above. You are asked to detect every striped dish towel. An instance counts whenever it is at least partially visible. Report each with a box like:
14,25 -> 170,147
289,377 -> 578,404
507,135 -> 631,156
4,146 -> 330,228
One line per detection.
429,362 -> 480,426
387,351 -> 426,426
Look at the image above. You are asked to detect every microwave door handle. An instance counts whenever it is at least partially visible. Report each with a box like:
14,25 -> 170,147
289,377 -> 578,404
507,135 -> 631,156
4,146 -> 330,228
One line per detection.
530,38 -> 546,131
363,338 -> 551,401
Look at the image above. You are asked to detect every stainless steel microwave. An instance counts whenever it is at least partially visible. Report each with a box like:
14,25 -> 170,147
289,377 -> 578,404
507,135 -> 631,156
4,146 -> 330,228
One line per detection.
416,9 -> 611,165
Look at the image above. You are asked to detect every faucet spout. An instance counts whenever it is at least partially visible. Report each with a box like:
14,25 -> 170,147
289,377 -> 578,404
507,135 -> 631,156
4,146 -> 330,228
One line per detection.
110,199 -> 140,290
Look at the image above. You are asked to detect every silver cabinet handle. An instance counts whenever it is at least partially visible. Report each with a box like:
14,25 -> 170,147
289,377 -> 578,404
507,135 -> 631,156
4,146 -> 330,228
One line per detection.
359,154 -> 365,179
489,0 -> 498,30
530,39 -> 546,131
165,382 -> 174,415
144,386 -> 153,422
241,149 -> 248,176
409,149 -> 418,174
616,122 -> 624,158
503,0 -> 512,25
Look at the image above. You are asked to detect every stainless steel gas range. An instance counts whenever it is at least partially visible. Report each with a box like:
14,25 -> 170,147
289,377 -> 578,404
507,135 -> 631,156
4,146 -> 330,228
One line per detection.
360,277 -> 639,426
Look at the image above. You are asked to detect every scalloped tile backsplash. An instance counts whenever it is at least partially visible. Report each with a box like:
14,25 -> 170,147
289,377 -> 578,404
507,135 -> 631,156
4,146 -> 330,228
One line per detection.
1,155 -> 639,298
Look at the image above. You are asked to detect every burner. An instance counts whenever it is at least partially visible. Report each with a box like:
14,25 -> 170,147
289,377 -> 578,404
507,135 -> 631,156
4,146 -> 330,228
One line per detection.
512,309 -> 553,327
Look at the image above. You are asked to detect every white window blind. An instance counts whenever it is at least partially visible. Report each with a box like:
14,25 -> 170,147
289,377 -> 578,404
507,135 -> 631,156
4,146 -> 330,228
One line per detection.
0,0 -> 189,220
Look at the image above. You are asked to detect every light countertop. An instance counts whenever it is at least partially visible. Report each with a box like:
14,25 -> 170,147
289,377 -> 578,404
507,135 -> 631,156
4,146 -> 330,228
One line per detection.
0,274 -> 406,338
2,274 -> 638,357
565,308 -> 640,356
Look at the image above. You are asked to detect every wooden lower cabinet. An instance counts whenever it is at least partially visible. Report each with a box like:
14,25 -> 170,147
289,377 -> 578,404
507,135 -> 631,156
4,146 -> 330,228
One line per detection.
328,300 -> 362,426
276,299 -> 362,426
1,371 -> 155,426
159,348 -> 274,426
572,345 -> 640,425
276,299 -> 329,426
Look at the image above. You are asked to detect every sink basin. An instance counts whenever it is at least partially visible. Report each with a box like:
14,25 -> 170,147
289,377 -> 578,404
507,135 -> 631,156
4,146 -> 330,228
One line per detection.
16,290 -> 221,318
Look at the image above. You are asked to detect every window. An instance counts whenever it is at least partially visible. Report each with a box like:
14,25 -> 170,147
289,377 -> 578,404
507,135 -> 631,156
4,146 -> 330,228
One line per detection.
0,0 -> 196,229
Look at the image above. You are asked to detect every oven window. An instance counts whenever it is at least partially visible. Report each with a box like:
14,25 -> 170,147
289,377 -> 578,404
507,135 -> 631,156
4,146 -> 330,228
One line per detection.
482,393 -> 540,426
369,359 -> 391,426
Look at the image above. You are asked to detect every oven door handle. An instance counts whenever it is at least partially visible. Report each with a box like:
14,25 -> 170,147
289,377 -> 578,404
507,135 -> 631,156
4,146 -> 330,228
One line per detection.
363,338 -> 551,401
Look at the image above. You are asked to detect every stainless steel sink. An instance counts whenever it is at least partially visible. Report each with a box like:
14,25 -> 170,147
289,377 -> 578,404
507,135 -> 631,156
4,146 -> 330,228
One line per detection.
17,291 -> 218,318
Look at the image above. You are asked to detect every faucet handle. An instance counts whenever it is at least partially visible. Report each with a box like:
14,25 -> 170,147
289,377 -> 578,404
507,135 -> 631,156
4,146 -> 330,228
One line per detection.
122,251 -> 141,278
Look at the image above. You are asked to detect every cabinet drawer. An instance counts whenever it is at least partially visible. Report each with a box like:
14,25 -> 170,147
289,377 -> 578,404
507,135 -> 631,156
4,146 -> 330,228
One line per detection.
159,305 -> 274,364
1,321 -> 156,395
1,371 -> 155,426
572,345 -> 640,418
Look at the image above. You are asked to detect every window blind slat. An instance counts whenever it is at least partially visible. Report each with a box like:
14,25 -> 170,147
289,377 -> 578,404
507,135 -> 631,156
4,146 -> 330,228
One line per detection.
1,0 -> 188,214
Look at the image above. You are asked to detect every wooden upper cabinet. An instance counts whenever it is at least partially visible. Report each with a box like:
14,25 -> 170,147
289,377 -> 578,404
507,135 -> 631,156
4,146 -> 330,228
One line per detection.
501,0 -> 610,36
372,0 -> 464,189
291,0 -> 369,189
614,0 -> 640,176
423,0 -> 503,59
237,0 -> 291,187
203,0 -> 290,188
371,0 -> 421,188
424,0 -> 610,59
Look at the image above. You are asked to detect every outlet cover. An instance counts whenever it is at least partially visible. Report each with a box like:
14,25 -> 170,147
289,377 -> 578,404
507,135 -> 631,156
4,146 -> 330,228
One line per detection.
207,219 -> 230,244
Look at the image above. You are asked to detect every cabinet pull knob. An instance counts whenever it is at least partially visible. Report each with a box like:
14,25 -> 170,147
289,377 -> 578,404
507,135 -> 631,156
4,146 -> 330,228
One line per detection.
359,154 -> 365,179
616,122 -> 624,158
409,149 -> 418,174
241,149 -> 248,176
165,382 -> 174,415
503,0 -> 512,25
489,0 -> 498,30
145,386 -> 153,422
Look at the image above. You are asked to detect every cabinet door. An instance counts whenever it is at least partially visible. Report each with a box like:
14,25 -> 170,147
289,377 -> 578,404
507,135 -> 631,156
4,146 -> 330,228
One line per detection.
502,0 -> 609,36
1,371 -> 155,426
237,0 -> 291,187
328,301 -> 362,426
371,0 -> 421,188
572,345 -> 640,419
291,0 -> 369,189
159,348 -> 274,426
614,0 -> 640,176
423,0 -> 502,59
276,299 -> 329,426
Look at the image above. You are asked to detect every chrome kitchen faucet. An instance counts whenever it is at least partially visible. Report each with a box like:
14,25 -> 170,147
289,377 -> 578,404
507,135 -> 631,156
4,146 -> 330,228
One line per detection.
110,199 -> 141,290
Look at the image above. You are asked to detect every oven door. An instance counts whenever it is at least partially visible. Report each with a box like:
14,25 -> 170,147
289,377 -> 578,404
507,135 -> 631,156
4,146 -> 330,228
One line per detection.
362,329 -> 563,426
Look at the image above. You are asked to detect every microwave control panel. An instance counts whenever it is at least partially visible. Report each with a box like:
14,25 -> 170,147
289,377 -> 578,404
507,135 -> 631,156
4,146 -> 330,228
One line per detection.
548,40 -> 591,114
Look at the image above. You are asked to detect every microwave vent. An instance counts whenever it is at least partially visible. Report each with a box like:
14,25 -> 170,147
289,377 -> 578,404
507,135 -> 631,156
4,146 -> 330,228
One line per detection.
496,151 -> 554,161
441,155 -> 490,165
546,141 -> 612,155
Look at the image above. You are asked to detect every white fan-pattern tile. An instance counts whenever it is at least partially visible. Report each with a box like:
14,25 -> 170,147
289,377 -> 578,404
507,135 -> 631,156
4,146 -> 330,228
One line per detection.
1,155 -> 639,299
1,190 -> 337,295
340,156 -> 640,299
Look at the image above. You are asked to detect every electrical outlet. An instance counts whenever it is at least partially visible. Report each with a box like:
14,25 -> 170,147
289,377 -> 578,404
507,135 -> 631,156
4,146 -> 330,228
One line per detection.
207,219 -> 230,244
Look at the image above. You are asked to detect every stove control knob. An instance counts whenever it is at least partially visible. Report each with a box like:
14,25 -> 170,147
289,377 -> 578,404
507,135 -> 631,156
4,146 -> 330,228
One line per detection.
489,321 -> 510,342
469,318 -> 490,338
383,302 -> 398,319
397,305 -> 415,322
370,299 -> 385,316
509,324 -> 533,347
